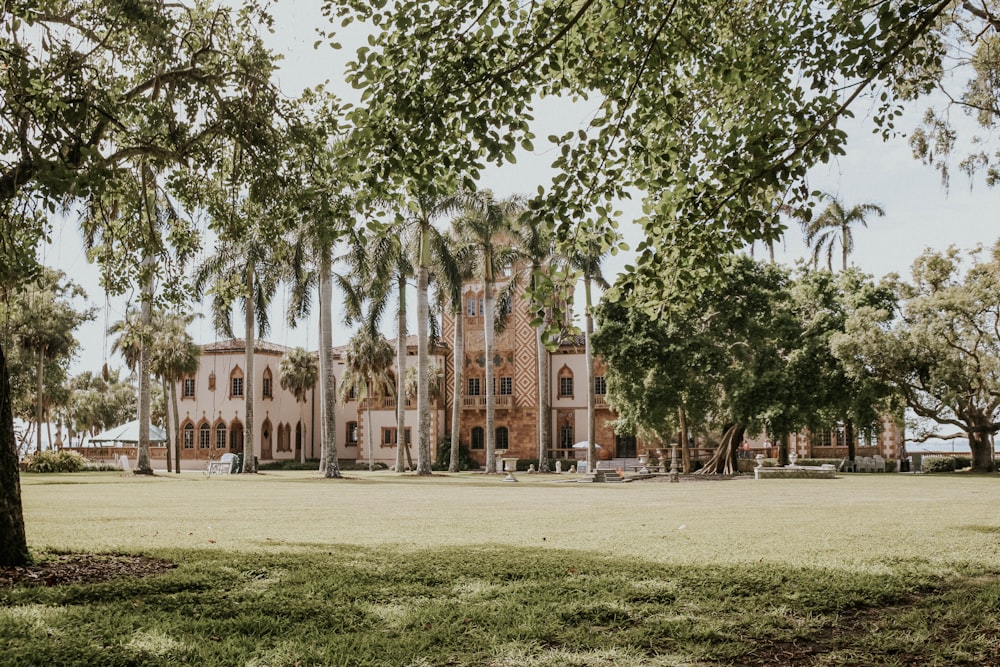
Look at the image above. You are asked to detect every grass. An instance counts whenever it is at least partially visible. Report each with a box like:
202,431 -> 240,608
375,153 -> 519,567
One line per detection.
4,470 -> 1000,665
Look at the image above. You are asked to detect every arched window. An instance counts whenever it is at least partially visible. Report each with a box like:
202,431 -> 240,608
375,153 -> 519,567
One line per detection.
471,426 -> 485,450
295,422 -> 303,453
230,366 -> 244,398
215,421 -> 227,449
558,365 -> 574,398
183,423 -> 195,449
199,423 -> 211,449
495,427 -> 509,450
262,367 -> 273,399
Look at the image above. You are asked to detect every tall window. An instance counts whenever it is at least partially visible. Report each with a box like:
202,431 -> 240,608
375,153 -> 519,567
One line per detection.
466,297 -> 477,317
347,385 -> 357,400
471,426 -> 485,450
382,427 -> 412,447
346,422 -> 358,445
594,376 -> 607,395
183,423 -> 195,449
497,377 -> 512,396
182,378 -> 195,398
199,423 -> 210,449
495,427 -> 509,450
560,424 -> 574,448
559,376 -> 573,397
468,377 -> 481,396
215,423 -> 226,449
478,297 -> 484,316
230,368 -> 244,398
262,368 -> 273,399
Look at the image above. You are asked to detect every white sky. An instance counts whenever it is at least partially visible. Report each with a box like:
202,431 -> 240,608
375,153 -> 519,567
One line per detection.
46,1 -> 1000,375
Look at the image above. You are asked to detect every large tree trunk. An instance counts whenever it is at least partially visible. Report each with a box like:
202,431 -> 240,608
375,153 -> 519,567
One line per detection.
395,275 -> 408,472
698,423 -> 745,475
416,263 -> 432,475
449,308 -> 463,472
536,318 -> 550,472
968,420 -> 996,473
484,278 -> 497,473
678,406 -> 691,474
584,278 -> 596,472
845,417 -> 856,463
319,265 -> 340,478
35,348 -> 44,453
162,377 -> 172,473
243,268 -> 255,474
0,343 -> 30,566
135,252 -> 154,474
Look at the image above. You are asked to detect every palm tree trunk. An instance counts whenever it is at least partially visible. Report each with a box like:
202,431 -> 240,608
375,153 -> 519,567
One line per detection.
536,318 -> 550,472
366,387 -> 375,472
171,379 -> 181,474
0,342 -> 30,566
243,267 -> 255,473
449,308 -> 463,472
484,278 -> 497,473
416,263 -> 432,475
584,278 -> 596,472
136,252 -> 154,474
162,377 -> 172,473
319,265 -> 340,478
395,275 -> 407,472
35,348 -> 44,453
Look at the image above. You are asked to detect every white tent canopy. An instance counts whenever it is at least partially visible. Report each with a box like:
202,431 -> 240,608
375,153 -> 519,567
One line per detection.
572,441 -> 602,449
89,419 -> 167,444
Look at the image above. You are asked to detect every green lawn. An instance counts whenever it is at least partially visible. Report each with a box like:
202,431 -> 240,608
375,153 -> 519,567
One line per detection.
4,471 -> 1000,665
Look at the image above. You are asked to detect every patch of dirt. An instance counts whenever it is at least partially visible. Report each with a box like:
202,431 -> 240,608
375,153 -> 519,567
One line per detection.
0,553 -> 175,588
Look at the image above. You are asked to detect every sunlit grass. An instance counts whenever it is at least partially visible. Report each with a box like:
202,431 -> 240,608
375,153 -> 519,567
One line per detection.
5,470 -> 1000,665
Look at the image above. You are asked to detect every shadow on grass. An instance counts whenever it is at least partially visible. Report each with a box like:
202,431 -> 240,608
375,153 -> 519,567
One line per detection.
1,544 -> 998,666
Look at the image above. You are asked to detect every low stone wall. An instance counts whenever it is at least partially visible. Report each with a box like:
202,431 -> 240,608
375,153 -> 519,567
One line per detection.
754,464 -> 836,480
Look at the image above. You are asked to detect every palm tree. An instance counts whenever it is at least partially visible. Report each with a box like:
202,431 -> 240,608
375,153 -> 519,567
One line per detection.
148,313 -> 200,474
512,213 -> 562,473
454,191 -> 525,473
279,347 -> 319,463
359,228 -> 417,473
12,269 -> 91,454
193,217 -> 283,474
405,192 -> 469,475
340,327 -> 395,471
802,193 -> 885,271
434,232 -> 476,472
566,227 -> 611,474
405,361 -> 444,466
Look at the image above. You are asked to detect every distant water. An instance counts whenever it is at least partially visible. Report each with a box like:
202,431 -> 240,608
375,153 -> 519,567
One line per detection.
906,438 -> 1000,454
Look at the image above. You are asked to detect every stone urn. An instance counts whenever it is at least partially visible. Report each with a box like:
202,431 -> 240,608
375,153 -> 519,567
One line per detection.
788,452 -> 798,467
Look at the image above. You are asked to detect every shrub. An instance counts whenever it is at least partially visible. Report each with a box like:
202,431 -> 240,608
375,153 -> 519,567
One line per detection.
258,458 -> 322,471
922,456 -> 956,473
952,456 -> 971,470
22,450 -> 89,473
433,438 -> 479,471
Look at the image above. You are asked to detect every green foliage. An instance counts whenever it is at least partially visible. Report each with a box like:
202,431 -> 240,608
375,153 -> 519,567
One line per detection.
21,450 -> 88,474
833,243 -> 1000,472
258,458 -> 322,471
331,0 -> 957,306
922,456 -> 957,473
433,438 -> 478,471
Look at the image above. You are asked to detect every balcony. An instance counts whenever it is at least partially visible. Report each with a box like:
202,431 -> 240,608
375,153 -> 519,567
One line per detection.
595,394 -> 608,408
462,394 -> 513,410
359,397 -> 414,410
